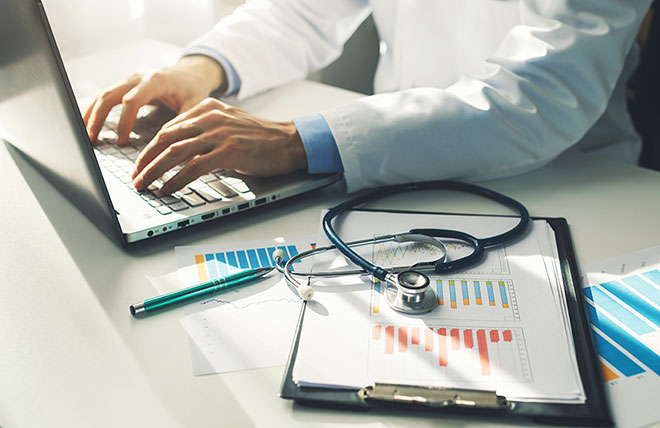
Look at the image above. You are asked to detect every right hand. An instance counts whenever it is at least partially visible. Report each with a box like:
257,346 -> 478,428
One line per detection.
83,55 -> 226,145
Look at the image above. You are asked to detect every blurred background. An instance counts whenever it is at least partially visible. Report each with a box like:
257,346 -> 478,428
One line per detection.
42,0 -> 379,95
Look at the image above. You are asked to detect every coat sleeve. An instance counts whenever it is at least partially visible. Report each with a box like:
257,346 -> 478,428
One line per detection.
186,0 -> 371,99
321,0 -> 652,192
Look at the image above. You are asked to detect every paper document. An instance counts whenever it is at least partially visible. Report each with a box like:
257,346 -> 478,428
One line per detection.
583,245 -> 660,428
172,237 -> 314,375
293,210 -> 585,403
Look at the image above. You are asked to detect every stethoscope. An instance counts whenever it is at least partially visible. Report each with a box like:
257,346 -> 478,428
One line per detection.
273,180 -> 529,315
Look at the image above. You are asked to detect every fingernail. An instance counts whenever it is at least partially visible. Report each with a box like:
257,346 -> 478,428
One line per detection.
132,177 -> 142,190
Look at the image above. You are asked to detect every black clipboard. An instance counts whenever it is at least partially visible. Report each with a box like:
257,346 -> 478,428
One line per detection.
279,214 -> 613,426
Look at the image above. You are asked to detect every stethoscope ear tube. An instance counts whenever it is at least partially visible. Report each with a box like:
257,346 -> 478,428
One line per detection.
322,180 -> 530,280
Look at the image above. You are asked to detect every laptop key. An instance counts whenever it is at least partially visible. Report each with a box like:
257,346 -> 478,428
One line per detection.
97,129 -> 118,143
222,178 -> 251,193
159,195 -> 180,205
199,174 -> 217,183
207,180 -> 238,198
169,201 -> 189,211
173,188 -> 192,197
157,206 -> 172,215
186,181 -> 206,191
148,200 -> 162,208
147,180 -> 163,192
194,186 -> 222,202
182,193 -> 206,207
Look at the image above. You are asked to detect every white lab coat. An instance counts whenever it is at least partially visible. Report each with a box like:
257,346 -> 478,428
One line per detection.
188,0 -> 652,192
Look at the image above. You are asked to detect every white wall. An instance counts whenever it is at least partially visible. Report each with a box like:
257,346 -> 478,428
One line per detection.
42,0 -> 241,60
42,0 -> 378,94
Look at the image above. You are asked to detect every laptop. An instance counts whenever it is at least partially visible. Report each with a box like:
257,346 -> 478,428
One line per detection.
0,0 -> 339,246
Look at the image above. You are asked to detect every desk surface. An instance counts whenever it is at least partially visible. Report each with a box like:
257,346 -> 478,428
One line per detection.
2,40 -> 660,428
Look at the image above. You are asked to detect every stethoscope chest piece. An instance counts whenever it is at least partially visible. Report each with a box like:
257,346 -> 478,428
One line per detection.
383,271 -> 438,314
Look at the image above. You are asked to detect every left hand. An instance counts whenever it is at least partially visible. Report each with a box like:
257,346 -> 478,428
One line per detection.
131,97 -> 308,194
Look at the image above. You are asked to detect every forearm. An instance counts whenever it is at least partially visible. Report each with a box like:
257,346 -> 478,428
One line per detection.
321,0 -> 652,192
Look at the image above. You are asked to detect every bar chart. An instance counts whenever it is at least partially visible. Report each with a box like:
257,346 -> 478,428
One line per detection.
371,278 -> 519,321
193,244 -> 302,282
368,323 -> 532,383
584,269 -> 660,382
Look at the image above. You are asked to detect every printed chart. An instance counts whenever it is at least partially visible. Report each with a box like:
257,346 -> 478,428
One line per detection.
370,240 -> 510,276
175,238 -> 313,375
371,278 -> 520,321
368,323 -> 532,383
585,269 -> 660,382
192,244 -> 303,282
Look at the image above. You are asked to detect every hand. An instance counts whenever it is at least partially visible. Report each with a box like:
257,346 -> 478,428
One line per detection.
131,97 -> 308,194
83,55 -> 226,145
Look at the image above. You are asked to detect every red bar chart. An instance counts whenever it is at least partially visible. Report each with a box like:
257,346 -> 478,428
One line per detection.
368,323 -> 532,383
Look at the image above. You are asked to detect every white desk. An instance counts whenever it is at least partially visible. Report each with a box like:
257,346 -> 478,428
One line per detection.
2,40 -> 660,428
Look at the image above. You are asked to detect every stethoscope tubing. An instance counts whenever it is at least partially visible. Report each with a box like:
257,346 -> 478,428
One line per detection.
322,180 -> 530,281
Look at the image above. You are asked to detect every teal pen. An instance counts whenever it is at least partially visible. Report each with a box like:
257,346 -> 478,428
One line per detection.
130,266 -> 274,316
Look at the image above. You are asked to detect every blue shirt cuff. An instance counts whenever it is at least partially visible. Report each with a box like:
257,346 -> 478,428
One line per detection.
293,114 -> 343,174
182,46 -> 241,96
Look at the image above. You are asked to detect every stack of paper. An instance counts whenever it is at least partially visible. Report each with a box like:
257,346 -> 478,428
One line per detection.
582,245 -> 660,428
292,210 -> 585,403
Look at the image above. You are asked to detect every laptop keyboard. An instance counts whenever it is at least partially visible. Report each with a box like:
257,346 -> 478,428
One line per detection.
93,106 -> 252,215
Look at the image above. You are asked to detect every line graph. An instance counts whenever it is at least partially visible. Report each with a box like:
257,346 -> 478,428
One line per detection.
371,241 -> 445,266
200,296 -> 301,310
369,240 -> 510,276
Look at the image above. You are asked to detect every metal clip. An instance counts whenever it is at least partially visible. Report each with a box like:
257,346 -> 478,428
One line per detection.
358,383 -> 509,410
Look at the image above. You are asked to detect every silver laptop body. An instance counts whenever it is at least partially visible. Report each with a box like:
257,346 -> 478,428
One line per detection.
0,0 -> 338,246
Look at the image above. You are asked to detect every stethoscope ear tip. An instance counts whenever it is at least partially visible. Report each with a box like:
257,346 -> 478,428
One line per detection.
298,285 -> 314,301
272,249 -> 287,265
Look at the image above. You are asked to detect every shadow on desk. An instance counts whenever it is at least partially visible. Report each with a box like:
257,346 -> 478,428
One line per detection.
6,141 -> 340,315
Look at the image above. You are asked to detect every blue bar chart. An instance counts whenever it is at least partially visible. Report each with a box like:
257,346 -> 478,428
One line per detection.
371,277 -> 519,321
194,244 -> 301,281
584,269 -> 660,382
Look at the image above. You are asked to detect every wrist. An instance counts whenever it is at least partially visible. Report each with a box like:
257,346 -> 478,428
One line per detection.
282,121 -> 308,172
176,55 -> 227,95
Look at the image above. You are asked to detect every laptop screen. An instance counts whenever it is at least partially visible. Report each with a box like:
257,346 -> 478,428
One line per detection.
0,0 -> 124,245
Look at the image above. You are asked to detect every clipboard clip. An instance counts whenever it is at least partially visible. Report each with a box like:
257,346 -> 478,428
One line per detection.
358,383 -> 510,410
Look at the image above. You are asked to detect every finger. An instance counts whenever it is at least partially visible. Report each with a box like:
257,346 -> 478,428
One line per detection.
163,97 -> 226,130
83,96 -> 98,126
133,137 -> 210,192
115,79 -> 161,145
86,78 -> 140,143
132,117 -> 203,178
160,153 -> 217,194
